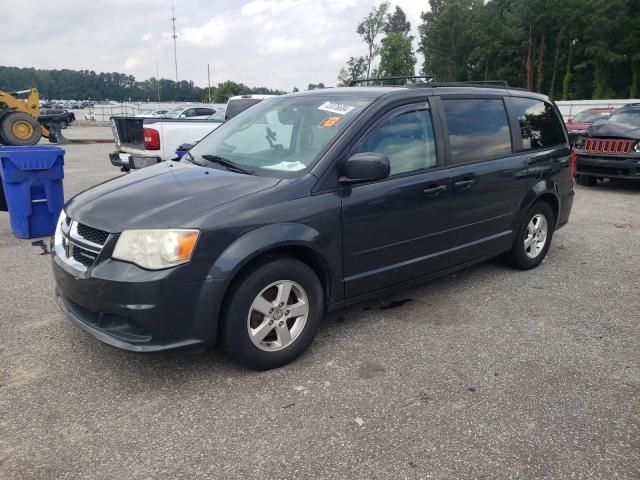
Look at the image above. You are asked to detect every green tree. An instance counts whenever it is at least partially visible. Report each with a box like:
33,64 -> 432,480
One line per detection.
212,80 -> 241,103
357,2 -> 390,77
377,34 -> 416,81
385,5 -> 410,35
419,0 -> 483,81
337,56 -> 368,86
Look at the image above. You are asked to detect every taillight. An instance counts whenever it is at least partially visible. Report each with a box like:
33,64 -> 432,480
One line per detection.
570,150 -> 577,177
143,127 -> 160,150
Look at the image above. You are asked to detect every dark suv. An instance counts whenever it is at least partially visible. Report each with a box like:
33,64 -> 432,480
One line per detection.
574,104 -> 640,186
52,84 -> 574,369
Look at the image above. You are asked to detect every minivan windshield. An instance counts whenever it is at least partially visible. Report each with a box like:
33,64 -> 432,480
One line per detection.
187,95 -> 372,176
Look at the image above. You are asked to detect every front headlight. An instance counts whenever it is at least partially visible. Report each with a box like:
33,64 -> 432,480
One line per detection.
54,209 -> 67,244
112,229 -> 200,270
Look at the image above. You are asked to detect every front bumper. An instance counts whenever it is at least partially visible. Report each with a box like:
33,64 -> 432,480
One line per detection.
576,154 -> 640,180
52,246 -> 226,352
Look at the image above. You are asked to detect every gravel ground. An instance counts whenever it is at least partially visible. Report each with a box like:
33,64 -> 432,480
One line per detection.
0,140 -> 638,479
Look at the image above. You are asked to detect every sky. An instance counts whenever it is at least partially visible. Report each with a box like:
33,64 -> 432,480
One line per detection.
2,0 -> 428,91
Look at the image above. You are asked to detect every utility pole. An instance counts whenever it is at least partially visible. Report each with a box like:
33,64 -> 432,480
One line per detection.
156,60 -> 161,103
207,63 -> 212,103
171,0 -> 178,82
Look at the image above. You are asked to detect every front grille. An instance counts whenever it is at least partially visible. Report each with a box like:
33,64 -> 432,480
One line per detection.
72,245 -> 99,268
57,217 -> 108,271
584,138 -> 633,154
76,223 -> 109,246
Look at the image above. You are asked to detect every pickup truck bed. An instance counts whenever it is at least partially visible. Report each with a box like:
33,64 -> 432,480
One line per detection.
110,116 -> 224,170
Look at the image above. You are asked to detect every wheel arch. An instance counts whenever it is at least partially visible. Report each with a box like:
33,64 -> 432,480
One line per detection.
515,180 -> 561,230
208,223 -> 339,341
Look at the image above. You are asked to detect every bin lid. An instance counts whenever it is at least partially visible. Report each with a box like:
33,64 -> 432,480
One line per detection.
0,146 -> 65,171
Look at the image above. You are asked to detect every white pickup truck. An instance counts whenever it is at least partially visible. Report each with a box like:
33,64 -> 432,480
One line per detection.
109,95 -> 275,171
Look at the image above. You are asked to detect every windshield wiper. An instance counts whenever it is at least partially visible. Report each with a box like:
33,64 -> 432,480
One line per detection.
183,151 -> 200,165
201,154 -> 254,175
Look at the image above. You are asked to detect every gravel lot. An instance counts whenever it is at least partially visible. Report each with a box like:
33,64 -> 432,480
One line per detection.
1,137 -> 639,479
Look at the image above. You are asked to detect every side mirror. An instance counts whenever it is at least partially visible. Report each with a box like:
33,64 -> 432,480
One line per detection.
340,152 -> 390,184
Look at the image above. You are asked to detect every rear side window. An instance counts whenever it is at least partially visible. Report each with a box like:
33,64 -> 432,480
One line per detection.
511,98 -> 565,149
442,98 -> 512,163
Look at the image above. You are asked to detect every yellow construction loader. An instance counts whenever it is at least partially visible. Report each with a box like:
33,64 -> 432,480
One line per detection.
0,88 -> 54,146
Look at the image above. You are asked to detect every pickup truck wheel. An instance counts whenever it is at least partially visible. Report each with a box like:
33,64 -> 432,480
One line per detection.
221,257 -> 323,370
506,202 -> 555,270
575,174 -> 597,186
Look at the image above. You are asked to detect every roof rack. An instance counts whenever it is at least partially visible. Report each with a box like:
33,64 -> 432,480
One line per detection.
349,75 -> 436,86
409,80 -> 511,88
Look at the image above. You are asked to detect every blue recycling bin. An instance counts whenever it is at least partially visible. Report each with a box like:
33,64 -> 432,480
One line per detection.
0,146 -> 65,239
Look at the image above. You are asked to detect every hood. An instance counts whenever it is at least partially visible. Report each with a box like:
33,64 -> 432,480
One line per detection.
65,161 -> 280,232
566,121 -> 591,131
588,122 -> 640,139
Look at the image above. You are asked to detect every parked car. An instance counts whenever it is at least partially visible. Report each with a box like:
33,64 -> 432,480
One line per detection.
38,108 -> 76,128
566,108 -> 614,142
163,105 -> 217,120
52,84 -> 574,369
574,104 -> 640,186
135,109 -> 169,118
109,98 -> 272,170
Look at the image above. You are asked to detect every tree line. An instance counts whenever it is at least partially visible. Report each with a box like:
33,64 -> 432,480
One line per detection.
0,66 -> 284,103
340,0 -> 640,100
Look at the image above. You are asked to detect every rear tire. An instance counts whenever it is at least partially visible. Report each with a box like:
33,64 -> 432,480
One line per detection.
0,112 -> 41,146
221,257 -> 324,370
576,174 -> 597,186
506,202 -> 555,270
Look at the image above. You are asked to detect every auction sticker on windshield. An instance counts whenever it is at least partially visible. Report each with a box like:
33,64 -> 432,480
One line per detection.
318,101 -> 355,115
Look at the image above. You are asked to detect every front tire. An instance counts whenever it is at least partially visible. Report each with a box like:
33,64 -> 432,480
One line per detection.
221,257 -> 324,370
506,202 -> 555,270
0,112 -> 41,146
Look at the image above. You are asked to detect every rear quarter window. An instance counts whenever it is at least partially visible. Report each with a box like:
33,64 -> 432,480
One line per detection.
226,99 -> 263,120
442,98 -> 512,164
511,97 -> 566,150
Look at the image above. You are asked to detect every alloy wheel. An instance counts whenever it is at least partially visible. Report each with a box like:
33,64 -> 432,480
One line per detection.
247,280 -> 309,352
524,213 -> 548,259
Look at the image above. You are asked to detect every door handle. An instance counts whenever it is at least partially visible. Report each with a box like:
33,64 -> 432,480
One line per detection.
453,179 -> 475,189
423,184 -> 447,195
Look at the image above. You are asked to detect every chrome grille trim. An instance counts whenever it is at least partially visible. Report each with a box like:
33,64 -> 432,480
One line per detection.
55,216 -> 110,271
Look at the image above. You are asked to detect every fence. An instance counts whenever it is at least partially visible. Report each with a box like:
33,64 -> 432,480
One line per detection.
555,99 -> 640,121
85,102 -> 185,122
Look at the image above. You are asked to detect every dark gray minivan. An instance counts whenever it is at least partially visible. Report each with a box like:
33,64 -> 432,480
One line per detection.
52,84 -> 574,369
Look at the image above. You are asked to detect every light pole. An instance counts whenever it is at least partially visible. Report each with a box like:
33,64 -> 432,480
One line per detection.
207,63 -> 212,103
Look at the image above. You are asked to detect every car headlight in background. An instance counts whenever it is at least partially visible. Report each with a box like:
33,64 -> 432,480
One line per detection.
634,142 -> 640,153
112,229 -> 200,270
574,136 -> 585,149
